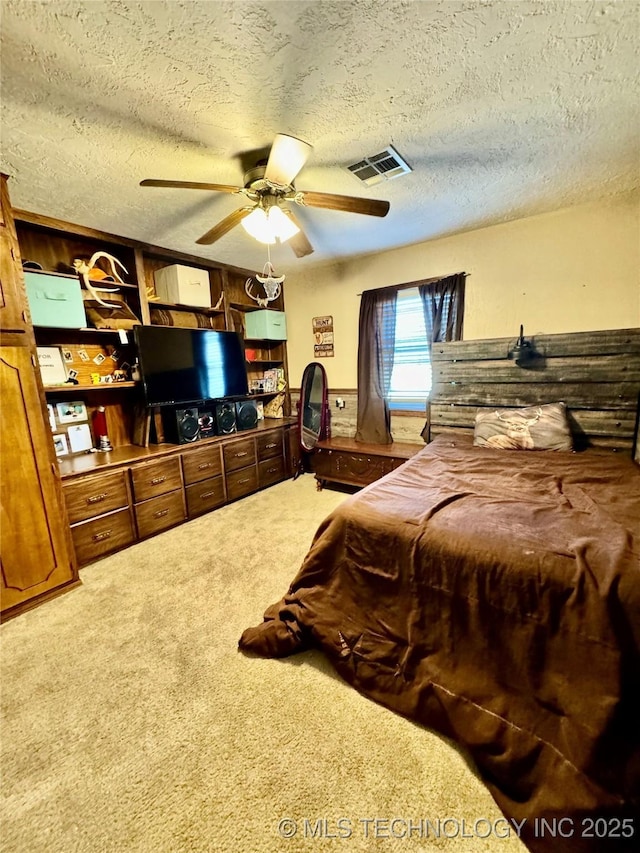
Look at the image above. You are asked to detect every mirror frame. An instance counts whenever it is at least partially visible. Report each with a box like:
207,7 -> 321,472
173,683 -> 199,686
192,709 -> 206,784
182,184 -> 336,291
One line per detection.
298,361 -> 330,454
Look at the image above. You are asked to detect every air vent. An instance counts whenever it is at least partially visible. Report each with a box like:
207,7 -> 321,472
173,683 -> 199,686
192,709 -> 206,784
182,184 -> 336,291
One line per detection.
347,146 -> 412,186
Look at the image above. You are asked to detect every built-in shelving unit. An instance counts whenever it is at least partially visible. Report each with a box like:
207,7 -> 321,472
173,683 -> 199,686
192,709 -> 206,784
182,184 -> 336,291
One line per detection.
2,177 -> 303,619
12,208 -> 292,476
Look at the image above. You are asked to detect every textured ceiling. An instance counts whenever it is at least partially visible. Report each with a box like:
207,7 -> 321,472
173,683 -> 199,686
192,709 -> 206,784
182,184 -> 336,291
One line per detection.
1,0 -> 639,273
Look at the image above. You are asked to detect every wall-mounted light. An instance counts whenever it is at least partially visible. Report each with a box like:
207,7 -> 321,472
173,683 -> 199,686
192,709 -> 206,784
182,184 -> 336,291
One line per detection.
241,200 -> 300,245
508,325 -> 536,367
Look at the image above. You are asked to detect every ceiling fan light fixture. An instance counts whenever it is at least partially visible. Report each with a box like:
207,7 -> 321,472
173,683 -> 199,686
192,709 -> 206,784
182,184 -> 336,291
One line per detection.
241,207 -> 276,244
268,205 -> 300,242
241,204 -> 300,245
265,134 -> 313,188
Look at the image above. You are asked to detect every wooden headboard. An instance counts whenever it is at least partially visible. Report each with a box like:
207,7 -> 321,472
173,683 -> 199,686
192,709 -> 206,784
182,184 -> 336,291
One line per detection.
429,328 -> 640,456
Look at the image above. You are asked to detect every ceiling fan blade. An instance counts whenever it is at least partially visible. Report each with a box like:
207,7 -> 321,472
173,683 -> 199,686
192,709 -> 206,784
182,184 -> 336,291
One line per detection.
195,207 -> 253,245
281,209 -> 314,258
140,179 -> 242,193
296,190 -> 390,218
264,134 -> 313,188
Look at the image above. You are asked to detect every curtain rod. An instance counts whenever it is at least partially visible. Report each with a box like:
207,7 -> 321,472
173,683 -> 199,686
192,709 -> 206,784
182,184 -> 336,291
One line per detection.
357,272 -> 468,297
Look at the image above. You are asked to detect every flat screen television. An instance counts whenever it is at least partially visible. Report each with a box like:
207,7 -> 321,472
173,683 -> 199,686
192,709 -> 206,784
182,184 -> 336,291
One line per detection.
134,325 -> 249,407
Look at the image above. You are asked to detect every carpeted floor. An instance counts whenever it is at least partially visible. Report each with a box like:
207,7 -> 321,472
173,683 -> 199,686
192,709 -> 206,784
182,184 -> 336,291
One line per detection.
1,475 -> 526,852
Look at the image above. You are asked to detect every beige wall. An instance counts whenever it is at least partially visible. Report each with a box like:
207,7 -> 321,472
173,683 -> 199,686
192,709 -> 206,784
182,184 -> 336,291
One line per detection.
285,191 -> 640,390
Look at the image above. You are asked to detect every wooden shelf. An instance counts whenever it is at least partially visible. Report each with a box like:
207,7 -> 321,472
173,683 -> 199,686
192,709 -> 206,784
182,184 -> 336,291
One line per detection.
229,301 -> 263,312
148,300 -> 224,314
35,325 -> 134,334
43,382 -> 138,393
249,391 -> 287,400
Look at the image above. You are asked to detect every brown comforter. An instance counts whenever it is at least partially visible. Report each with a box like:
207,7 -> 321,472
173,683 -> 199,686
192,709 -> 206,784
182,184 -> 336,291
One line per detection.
240,435 -> 640,851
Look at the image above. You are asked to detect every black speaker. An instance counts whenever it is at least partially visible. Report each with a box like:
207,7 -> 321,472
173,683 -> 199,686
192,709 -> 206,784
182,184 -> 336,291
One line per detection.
214,401 -> 237,435
197,410 -> 215,439
236,399 -> 259,431
174,407 -> 200,444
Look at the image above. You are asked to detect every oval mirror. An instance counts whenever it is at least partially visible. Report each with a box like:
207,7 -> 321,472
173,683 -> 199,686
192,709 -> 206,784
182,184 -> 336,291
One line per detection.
298,361 -> 329,452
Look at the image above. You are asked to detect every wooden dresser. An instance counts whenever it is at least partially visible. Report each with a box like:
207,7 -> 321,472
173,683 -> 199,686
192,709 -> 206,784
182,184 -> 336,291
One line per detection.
313,437 -> 422,490
60,421 -> 296,567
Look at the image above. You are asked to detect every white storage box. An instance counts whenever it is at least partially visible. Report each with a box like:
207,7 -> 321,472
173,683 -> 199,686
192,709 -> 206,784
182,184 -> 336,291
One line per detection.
154,264 -> 211,308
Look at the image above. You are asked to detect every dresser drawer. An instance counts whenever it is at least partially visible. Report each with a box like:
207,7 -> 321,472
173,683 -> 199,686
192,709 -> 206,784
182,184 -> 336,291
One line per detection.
131,457 -> 182,502
258,455 -> 285,488
71,508 -> 135,565
185,476 -> 226,517
226,466 -> 258,502
256,430 -> 283,460
336,452 -> 387,484
223,437 -> 256,473
64,470 -> 129,524
135,489 -> 185,539
382,456 -> 410,476
182,444 -> 223,485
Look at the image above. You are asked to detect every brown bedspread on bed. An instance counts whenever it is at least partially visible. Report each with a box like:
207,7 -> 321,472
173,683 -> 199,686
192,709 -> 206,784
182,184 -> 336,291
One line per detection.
240,435 -> 640,851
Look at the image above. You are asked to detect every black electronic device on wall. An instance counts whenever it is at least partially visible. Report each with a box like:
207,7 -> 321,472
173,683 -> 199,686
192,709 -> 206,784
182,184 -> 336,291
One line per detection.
134,325 -> 249,408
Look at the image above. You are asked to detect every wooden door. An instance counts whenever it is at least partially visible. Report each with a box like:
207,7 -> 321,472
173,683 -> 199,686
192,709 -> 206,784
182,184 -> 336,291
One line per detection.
0,175 -> 29,332
0,345 -> 77,611
0,174 -> 78,619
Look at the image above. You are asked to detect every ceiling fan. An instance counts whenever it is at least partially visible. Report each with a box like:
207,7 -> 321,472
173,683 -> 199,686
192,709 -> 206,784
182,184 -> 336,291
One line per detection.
140,134 -> 390,258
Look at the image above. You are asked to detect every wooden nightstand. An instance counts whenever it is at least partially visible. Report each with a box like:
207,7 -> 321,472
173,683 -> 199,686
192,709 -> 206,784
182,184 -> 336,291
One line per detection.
313,437 -> 421,490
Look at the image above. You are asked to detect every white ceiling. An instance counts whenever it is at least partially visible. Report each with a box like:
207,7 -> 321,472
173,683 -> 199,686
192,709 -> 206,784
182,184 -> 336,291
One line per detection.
1,0 -> 639,274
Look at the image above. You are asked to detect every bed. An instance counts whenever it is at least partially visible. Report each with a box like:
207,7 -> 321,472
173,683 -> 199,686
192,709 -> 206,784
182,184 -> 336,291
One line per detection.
240,329 -> 640,851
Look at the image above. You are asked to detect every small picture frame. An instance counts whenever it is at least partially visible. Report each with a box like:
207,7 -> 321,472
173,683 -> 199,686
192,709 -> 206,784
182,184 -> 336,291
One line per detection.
47,404 -> 57,432
55,401 -> 88,424
53,433 -> 69,457
67,423 -> 93,453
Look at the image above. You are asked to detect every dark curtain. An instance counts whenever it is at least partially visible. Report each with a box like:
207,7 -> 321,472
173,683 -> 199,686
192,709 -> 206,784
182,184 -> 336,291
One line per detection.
418,272 -> 466,440
355,288 -> 397,444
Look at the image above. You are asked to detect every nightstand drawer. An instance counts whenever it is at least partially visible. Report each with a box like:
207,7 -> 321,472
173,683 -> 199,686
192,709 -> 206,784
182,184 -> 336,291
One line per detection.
185,477 -> 226,517
223,437 -> 256,473
182,444 -> 223,485
226,466 -> 258,501
135,489 -> 185,539
71,508 -> 135,565
256,431 -> 283,460
258,455 -> 285,488
64,470 -> 129,524
131,457 -> 182,502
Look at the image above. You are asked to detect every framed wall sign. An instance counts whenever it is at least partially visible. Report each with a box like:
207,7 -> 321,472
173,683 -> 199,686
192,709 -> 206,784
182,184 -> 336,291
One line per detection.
313,315 -> 334,358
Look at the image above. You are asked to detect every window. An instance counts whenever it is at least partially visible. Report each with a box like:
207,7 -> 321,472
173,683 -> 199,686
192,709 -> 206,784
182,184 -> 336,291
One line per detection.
356,272 -> 465,445
388,287 -> 432,411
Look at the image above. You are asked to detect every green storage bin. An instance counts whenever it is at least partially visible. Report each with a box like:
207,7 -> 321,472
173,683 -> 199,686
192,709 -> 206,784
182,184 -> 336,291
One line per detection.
244,309 -> 287,340
24,271 -> 87,328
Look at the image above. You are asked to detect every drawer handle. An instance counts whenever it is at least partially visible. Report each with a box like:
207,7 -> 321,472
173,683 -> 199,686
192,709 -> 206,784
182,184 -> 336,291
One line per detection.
150,476 -> 166,485
237,477 -> 251,485
92,530 -> 112,542
153,508 -> 170,519
200,490 -> 216,499
266,466 -> 278,474
264,442 -> 278,449
234,451 -> 249,458
198,462 -> 215,470
86,493 -> 107,504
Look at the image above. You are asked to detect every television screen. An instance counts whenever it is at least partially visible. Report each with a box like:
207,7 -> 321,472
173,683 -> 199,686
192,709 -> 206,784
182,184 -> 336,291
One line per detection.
134,326 -> 249,406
